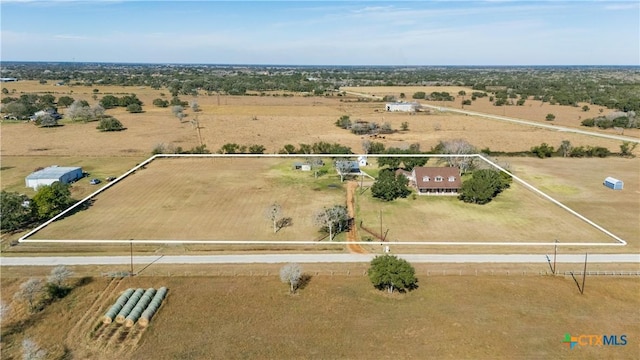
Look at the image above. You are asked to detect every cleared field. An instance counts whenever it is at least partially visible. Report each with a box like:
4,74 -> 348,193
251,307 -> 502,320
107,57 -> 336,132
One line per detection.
343,85 -> 640,140
29,157 -> 346,241
1,82 -> 634,160
1,273 -> 638,359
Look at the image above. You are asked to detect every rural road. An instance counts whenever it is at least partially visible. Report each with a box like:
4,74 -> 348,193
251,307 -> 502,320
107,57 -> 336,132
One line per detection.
1,254 -> 638,266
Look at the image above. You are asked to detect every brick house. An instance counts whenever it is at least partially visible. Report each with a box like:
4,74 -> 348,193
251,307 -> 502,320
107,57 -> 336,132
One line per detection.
397,166 -> 462,195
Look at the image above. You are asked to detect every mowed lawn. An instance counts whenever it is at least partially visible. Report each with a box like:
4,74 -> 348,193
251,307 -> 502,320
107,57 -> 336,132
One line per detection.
30,158 -> 346,241
1,274 -> 638,359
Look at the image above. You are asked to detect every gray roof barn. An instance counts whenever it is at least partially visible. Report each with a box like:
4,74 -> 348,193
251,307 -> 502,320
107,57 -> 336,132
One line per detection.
25,166 -> 83,190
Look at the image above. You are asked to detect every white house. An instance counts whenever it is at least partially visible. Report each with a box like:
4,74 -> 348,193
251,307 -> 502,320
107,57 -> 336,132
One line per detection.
385,102 -> 420,112
26,166 -> 83,190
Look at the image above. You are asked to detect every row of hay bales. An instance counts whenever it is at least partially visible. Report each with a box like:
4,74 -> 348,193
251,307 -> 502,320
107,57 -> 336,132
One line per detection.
103,287 -> 167,327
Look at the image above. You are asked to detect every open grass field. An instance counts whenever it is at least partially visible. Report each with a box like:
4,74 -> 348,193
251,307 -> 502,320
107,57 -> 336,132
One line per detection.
1,81 -> 634,160
343,85 -> 640,140
28,157 -> 346,242
1,271 -> 638,359
17,155 -> 636,257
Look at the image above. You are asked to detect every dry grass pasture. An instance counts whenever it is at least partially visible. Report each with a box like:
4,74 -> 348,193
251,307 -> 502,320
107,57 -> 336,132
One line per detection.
1,81 -> 636,160
29,157 -> 346,242
1,272 -> 638,359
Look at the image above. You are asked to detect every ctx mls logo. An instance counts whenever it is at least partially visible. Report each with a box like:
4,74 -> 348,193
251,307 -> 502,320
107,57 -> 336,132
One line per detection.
563,333 -> 627,349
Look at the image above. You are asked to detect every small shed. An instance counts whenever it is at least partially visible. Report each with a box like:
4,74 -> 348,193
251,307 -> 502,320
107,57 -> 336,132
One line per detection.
26,166 -> 83,190
357,155 -> 367,167
603,177 -> 623,190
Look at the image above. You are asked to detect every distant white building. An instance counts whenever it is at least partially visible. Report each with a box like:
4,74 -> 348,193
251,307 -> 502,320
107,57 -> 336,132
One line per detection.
25,166 -> 83,190
386,102 -> 420,112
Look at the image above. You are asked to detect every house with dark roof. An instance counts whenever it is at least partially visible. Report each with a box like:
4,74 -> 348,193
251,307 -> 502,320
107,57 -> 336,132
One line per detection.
397,166 -> 461,195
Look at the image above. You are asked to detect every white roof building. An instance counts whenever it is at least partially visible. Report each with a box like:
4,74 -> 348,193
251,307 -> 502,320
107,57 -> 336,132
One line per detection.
25,166 -> 83,190
385,102 -> 420,112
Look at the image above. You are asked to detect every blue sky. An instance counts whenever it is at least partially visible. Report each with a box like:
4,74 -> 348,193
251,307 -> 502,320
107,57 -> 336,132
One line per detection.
1,1 -> 638,65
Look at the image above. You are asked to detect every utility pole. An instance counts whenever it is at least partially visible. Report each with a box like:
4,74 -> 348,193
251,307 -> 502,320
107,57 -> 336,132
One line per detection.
580,253 -> 588,295
130,240 -> 134,276
379,209 -> 383,242
553,239 -> 558,275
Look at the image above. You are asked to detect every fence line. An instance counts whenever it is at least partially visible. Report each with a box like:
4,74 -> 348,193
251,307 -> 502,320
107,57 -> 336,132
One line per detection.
98,269 -> 640,278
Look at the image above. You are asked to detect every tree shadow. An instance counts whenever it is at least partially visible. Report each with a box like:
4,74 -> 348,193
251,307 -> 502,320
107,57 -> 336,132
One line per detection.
75,276 -> 93,287
275,217 -> 293,233
297,273 -> 313,291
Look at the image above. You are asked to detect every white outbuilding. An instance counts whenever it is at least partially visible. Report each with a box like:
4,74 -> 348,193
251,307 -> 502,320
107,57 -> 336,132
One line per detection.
385,102 -> 420,112
603,177 -> 623,190
25,166 -> 83,190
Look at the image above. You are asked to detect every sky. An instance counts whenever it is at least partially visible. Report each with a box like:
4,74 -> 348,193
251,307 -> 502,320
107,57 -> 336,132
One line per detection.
1,0 -> 639,65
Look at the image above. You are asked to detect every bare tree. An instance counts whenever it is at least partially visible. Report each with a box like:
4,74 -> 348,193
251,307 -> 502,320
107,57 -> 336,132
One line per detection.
305,157 -> 324,179
265,203 -> 282,233
48,265 -> 73,288
66,100 -> 92,122
314,205 -> 348,241
22,338 -> 47,360
0,300 -> 9,321
559,140 -> 572,158
190,100 -> 200,112
172,105 -> 185,122
361,139 -> 371,154
280,263 -> 302,293
14,278 -> 44,313
335,160 -> 354,182
437,139 -> 477,174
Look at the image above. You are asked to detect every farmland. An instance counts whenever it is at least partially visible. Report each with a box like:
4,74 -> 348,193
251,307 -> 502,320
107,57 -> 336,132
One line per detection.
1,76 -> 638,360
27,157 -> 346,242
1,271 -> 638,359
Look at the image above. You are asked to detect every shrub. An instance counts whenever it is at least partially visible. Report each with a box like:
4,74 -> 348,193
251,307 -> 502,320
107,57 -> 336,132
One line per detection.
96,117 -> 125,132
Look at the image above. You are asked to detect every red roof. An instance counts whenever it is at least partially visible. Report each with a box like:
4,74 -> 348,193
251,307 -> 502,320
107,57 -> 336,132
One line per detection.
412,167 -> 461,190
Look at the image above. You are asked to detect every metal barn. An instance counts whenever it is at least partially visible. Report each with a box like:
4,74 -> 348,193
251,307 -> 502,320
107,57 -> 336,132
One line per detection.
603,177 -> 623,190
25,166 -> 83,190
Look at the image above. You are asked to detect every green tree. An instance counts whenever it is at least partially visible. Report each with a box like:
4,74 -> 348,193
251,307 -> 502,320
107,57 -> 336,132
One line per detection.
458,169 -> 510,205
619,141 -> 637,157
152,98 -> 169,107
531,143 -> 555,158
248,144 -> 266,154
31,182 -> 74,220
57,96 -> 74,108
99,95 -> 119,109
335,115 -> 351,129
33,113 -> 58,128
0,191 -> 34,232
412,91 -> 426,99
126,103 -> 143,113
582,105 -> 590,112
368,255 -> 418,293
219,143 -> 246,154
545,113 -> 556,121
96,116 -> 125,131
401,121 -> 409,131
371,169 -> 411,201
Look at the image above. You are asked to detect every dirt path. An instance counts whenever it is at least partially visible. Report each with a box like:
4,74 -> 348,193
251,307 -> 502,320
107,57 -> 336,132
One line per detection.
346,181 -> 367,254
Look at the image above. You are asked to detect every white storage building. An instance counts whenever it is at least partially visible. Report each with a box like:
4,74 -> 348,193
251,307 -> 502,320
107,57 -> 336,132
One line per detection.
25,166 -> 83,190
385,102 -> 420,112
603,177 -> 623,190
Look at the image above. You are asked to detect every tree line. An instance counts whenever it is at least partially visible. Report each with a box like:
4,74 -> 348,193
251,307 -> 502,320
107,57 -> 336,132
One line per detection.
3,63 -> 638,111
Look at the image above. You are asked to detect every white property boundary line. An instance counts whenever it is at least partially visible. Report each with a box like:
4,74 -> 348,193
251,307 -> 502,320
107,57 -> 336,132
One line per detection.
19,154 -> 627,247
